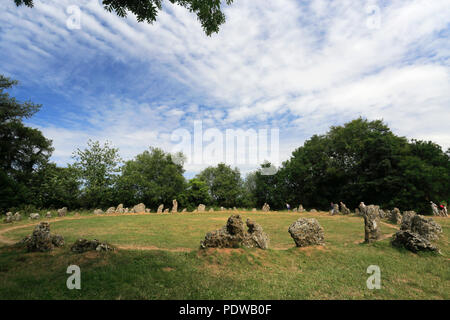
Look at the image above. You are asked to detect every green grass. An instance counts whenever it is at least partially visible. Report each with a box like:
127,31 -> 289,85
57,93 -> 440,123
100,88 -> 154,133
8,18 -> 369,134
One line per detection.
0,211 -> 449,299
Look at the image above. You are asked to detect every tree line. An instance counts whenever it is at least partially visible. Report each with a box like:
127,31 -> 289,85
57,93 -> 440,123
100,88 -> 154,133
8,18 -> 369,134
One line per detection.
1,75 -> 449,214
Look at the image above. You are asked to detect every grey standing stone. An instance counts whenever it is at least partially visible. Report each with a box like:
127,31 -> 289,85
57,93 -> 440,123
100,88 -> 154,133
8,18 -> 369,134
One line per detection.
288,218 -> 324,247
198,204 -> 206,212
361,204 -> 381,243
157,204 -> 164,213
171,199 -> 178,213
57,207 -> 67,217
106,207 -> 116,214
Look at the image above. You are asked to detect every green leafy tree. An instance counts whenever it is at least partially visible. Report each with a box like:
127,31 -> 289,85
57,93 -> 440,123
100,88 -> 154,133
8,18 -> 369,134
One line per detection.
13,0 -> 234,36
178,178 -> 211,210
72,140 -> 121,208
196,163 -> 244,207
0,75 -> 53,211
29,163 -> 81,209
116,148 -> 185,208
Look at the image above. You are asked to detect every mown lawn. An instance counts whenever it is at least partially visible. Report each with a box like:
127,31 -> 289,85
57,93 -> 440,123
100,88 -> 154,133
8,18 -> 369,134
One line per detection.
0,211 -> 448,299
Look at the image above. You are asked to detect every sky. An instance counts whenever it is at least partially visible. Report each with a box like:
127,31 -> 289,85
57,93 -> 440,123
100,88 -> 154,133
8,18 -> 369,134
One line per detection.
1,0 -> 449,178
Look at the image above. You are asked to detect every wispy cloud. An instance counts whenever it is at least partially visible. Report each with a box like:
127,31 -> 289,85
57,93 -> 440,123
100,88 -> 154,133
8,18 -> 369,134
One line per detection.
1,0 -> 449,174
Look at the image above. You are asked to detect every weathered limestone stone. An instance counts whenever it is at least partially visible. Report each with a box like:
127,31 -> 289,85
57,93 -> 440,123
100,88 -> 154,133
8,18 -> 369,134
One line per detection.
74,212 -> 80,216
310,209 -> 317,213
133,203 -> 146,213
171,199 -> 178,213
200,215 -> 269,249
292,207 -> 298,212
262,203 -> 270,212
124,208 -> 129,213
198,204 -> 206,212
71,238 -> 114,253
163,208 -> 169,214
45,212 -> 52,218
157,204 -> 164,213
355,208 -> 361,216
116,204 -> 124,214
220,207 -> 225,211
13,212 -> 22,221
393,211 -> 442,253
93,209 -> 104,215
409,214 -> 442,241
252,208 -> 257,212
361,204 -> 381,243
20,222 -> 64,252
288,218 -> 324,247
57,207 -> 67,217
106,207 -> 116,214
440,205 -> 448,217
193,209 -> 198,213
209,208 -> 214,212
3,212 -> 13,223
182,208 -> 187,213
29,213 -> 40,220
298,205 -> 305,213
339,202 -> 350,215
391,230 -> 438,253
145,209 -> 150,213
390,208 -> 402,224
233,207 -> 238,211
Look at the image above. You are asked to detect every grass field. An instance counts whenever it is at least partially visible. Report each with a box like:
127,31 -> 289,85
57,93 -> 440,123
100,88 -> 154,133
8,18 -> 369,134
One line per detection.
0,210 -> 448,299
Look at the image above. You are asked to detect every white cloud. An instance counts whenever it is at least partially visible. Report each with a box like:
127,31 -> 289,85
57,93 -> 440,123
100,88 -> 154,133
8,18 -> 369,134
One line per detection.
2,0 -> 450,173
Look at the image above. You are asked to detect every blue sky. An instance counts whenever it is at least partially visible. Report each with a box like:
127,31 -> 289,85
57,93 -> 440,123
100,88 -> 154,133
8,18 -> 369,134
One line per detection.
1,0 -> 449,178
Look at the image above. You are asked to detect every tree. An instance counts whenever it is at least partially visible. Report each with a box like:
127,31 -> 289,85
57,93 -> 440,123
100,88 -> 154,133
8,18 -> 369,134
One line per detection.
29,163 -> 81,209
0,75 -> 53,211
116,148 -> 185,208
72,140 -> 121,208
196,163 -> 244,207
258,118 -> 450,213
178,178 -> 211,210
13,0 -> 234,36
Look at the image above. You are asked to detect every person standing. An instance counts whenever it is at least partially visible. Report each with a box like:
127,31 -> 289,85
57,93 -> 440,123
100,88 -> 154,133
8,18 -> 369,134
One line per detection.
286,203 -> 291,212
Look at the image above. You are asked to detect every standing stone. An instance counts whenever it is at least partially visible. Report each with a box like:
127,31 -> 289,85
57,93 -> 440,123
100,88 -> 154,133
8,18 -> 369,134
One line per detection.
115,204 -> 124,214
298,205 -> 304,213
233,207 -> 238,211
124,208 -> 129,213
221,207 -> 225,211
29,213 -> 40,220
133,203 -> 146,213
145,209 -> 150,213
182,208 -> 187,213
106,207 -> 116,214
3,212 -> 13,223
262,203 -> 270,212
310,209 -> 317,213
252,208 -> 257,212
45,212 -> 52,218
21,222 -> 64,252
93,209 -> 104,215
157,204 -> 164,214
440,205 -> 448,217
71,239 -> 114,253
198,204 -> 206,212
209,208 -> 214,212
163,208 -> 169,214
355,208 -> 361,216
362,205 -> 381,243
390,208 -> 402,224
288,218 -> 325,247
330,203 -> 339,215
409,214 -> 442,241
391,230 -> 438,253
193,209 -> 198,213
200,215 -> 269,249
339,202 -> 350,215
292,207 -> 298,212
57,207 -> 67,217
13,212 -> 22,221
171,199 -> 178,213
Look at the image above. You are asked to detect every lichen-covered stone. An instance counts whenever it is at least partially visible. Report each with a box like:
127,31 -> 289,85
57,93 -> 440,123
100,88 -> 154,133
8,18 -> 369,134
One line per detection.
21,222 -> 64,252
57,207 -> 67,217
3,212 -> 13,223
29,213 -> 40,220
390,208 -> 402,224
106,207 -> 116,214
200,215 -> 269,249
361,205 -> 381,243
409,214 -> 442,241
132,203 -> 146,213
157,204 -> 164,213
262,203 -> 270,212
116,204 -> 124,214
340,202 -> 350,215
93,209 -> 104,215
288,218 -> 324,247
171,199 -> 178,213
198,204 -> 206,212
391,230 -> 438,253
71,238 -> 115,253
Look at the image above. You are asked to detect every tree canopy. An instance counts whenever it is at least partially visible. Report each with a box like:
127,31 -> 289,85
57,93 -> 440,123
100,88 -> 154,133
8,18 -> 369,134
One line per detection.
13,0 -> 234,36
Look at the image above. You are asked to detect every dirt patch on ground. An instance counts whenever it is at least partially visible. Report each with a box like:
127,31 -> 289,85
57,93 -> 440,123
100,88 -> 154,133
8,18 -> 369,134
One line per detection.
116,244 -> 192,252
